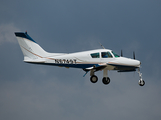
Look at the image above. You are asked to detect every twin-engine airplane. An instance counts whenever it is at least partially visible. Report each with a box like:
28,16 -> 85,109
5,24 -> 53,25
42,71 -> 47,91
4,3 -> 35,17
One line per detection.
15,32 -> 145,86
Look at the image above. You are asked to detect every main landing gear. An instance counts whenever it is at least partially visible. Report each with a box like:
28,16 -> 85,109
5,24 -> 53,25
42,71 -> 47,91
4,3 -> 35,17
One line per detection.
90,75 -> 98,83
138,68 -> 145,86
102,77 -> 110,85
90,69 -> 110,85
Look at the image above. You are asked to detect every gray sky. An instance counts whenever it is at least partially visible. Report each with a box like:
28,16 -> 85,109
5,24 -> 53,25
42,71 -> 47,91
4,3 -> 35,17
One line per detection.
0,0 -> 161,120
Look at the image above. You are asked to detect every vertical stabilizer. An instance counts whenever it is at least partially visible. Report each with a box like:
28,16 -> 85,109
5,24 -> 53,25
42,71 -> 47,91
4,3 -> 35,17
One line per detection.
15,32 -> 49,60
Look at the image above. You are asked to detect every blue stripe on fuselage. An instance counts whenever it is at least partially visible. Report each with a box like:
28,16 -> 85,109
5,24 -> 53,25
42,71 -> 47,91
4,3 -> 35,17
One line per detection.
26,62 -> 99,69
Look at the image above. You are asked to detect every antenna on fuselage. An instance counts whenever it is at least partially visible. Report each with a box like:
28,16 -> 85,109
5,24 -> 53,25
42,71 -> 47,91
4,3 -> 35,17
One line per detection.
99,42 -> 105,49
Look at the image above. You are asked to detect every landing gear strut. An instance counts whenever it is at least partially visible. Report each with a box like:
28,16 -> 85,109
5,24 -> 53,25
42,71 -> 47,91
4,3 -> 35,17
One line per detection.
138,68 -> 145,86
102,69 -> 110,85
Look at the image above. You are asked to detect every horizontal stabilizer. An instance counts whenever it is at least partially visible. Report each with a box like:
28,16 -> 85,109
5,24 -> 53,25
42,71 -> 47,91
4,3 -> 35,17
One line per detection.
24,57 -> 46,63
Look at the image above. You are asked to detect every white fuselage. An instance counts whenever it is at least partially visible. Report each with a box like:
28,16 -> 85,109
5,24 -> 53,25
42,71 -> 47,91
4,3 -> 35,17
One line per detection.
34,49 -> 141,70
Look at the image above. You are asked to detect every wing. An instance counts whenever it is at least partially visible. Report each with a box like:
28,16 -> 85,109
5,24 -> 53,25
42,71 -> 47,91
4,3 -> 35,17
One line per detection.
83,63 -> 107,72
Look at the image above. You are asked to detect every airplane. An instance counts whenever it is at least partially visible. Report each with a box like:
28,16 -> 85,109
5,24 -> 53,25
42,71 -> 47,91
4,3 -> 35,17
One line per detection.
15,31 -> 145,86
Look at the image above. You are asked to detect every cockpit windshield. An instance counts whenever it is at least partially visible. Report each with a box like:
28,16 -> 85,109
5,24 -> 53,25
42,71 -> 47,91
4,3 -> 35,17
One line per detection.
112,51 -> 120,58
101,52 -> 113,58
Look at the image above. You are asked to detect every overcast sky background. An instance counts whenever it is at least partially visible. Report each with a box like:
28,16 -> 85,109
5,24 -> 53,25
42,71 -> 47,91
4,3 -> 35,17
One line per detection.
0,0 -> 161,120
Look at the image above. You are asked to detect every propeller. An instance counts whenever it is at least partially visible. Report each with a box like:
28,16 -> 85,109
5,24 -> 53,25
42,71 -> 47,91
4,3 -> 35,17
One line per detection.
133,51 -> 135,59
121,50 -> 123,57
121,50 -> 136,59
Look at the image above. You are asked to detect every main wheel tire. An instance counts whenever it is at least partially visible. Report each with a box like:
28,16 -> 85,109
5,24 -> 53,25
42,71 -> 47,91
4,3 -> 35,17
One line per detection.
90,75 -> 98,83
102,77 -> 110,85
138,80 -> 145,86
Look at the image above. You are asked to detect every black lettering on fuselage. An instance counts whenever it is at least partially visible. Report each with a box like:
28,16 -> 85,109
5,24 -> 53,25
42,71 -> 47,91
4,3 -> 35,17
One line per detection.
66,59 -> 69,64
55,59 -> 77,64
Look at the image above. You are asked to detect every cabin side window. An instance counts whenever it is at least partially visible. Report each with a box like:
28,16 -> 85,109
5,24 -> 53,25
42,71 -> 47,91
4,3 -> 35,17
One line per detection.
101,52 -> 113,58
90,53 -> 100,58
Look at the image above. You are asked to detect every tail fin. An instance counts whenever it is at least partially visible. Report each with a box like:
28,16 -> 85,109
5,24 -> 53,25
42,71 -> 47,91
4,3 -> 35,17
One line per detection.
15,32 -> 52,61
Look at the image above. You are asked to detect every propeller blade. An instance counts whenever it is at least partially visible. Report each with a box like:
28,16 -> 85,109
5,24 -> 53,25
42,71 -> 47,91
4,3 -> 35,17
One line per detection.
133,51 -> 135,59
121,50 -> 123,57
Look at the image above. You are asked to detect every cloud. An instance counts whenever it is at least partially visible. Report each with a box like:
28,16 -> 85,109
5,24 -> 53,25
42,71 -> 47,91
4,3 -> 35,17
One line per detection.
0,23 -> 20,44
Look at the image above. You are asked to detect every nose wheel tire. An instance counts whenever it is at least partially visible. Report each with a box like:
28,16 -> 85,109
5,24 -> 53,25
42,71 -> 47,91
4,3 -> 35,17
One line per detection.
138,79 -> 145,86
102,77 -> 110,85
90,75 -> 98,83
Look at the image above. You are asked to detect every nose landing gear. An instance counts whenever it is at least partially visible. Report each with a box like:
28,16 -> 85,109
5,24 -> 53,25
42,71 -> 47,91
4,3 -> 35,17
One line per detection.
139,79 -> 145,86
138,68 -> 145,86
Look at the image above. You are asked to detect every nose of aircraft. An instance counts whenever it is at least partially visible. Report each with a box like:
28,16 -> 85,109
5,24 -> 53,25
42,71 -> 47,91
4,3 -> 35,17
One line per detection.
113,57 -> 141,67
126,58 -> 141,67
132,59 -> 141,67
